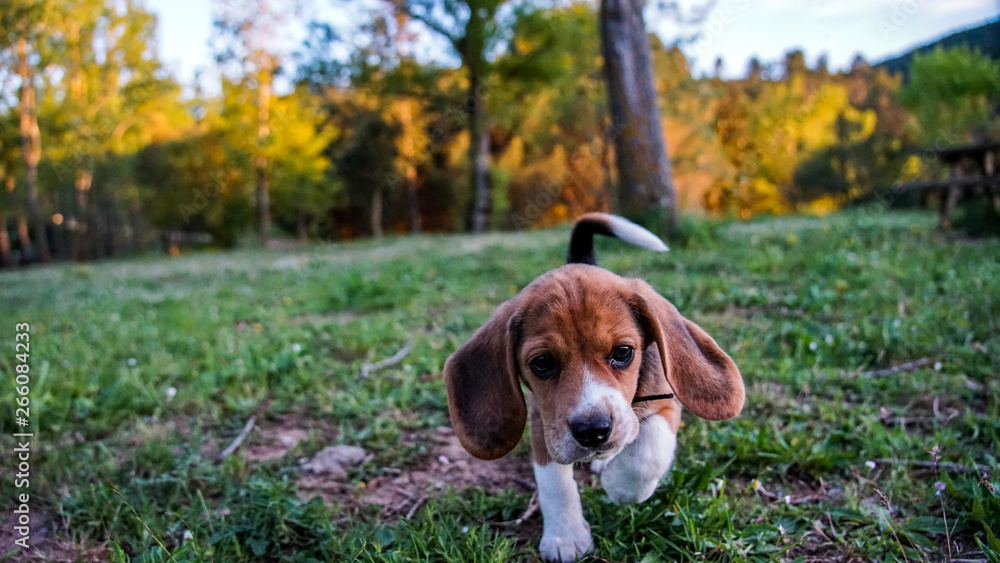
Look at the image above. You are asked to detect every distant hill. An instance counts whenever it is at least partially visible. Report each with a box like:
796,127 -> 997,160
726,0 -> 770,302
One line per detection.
876,19 -> 1000,78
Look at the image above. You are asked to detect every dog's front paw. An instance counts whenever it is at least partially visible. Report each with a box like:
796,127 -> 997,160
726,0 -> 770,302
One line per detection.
539,519 -> 593,563
602,415 -> 677,504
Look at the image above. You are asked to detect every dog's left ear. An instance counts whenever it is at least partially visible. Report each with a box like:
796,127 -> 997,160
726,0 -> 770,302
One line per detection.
629,280 -> 745,421
443,298 -> 527,461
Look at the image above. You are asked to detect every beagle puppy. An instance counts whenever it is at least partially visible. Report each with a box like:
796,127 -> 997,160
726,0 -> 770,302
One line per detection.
444,213 -> 745,562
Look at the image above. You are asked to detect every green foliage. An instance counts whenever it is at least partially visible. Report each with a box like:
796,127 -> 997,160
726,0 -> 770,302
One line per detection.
714,71 -> 884,215
135,129 -> 254,247
899,46 -> 1000,144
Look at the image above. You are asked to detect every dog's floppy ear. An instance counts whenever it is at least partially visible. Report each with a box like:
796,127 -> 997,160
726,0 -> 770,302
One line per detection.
629,280 -> 745,421
443,299 -> 526,460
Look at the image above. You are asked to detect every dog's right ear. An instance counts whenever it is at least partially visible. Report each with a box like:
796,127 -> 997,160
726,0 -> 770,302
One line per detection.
444,299 -> 526,460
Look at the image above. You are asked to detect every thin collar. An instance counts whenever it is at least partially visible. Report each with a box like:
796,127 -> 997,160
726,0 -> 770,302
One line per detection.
632,392 -> 674,403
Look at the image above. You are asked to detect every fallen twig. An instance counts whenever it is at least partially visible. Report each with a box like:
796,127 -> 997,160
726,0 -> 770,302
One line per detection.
879,413 -> 960,426
393,487 -> 415,500
217,398 -> 272,461
784,492 -> 839,505
860,358 -> 934,378
872,458 -> 992,475
361,341 -> 414,378
494,492 -> 539,527
405,495 -> 427,520
217,415 -> 257,461
754,481 -> 839,505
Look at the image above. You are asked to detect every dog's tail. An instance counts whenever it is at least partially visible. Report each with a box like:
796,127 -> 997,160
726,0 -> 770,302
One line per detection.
566,212 -> 669,265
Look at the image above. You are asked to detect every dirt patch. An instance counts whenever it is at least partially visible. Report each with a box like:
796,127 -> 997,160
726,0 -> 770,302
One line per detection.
0,510 -> 109,562
119,413 -> 327,463
300,426 -> 537,521
238,413 -> 335,463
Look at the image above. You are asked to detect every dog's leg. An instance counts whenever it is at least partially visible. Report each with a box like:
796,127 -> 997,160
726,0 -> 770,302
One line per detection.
599,411 -> 676,504
529,398 -> 593,562
534,461 -> 593,562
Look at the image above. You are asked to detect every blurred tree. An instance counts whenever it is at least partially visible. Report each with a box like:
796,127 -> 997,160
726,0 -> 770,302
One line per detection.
900,46 -> 1000,145
334,100 -> 400,237
351,7 -> 434,235
600,0 -> 679,232
40,0 -> 169,259
714,57 -> 882,215
265,88 -> 338,240
783,49 -> 808,79
136,126 -> 253,248
390,0 -> 510,233
1,0 -> 51,261
0,113 -> 22,266
214,0 -> 295,244
490,2 -> 611,226
390,11 -> 427,234
295,22 -> 345,90
303,5 -> 437,236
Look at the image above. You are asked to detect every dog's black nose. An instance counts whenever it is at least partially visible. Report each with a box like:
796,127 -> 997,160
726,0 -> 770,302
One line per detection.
569,414 -> 612,448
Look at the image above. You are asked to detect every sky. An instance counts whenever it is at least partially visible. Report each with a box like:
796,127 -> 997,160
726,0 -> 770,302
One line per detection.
144,0 -> 1000,96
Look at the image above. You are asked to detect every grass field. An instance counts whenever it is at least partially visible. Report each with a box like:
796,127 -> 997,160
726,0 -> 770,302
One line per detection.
1,209 -> 998,562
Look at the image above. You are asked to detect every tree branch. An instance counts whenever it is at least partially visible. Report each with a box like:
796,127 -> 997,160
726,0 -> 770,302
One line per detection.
871,458 -> 991,475
399,3 -> 460,47
859,358 -> 935,378
361,341 -> 414,378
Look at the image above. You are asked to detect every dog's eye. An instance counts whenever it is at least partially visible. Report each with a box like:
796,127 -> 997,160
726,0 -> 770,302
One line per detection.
529,354 -> 560,380
609,345 -> 634,368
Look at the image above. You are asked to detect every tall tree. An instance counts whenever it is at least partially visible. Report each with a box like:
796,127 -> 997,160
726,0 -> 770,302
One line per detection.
214,0 -> 294,244
899,46 -> 1000,145
391,0 -> 508,233
600,0 -> 678,232
392,10 -> 425,234
16,37 -> 48,261
0,118 -> 21,266
1,0 -> 51,261
42,0 -> 170,259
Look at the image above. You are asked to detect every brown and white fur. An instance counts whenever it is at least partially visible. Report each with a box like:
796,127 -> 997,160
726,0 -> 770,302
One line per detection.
444,213 -> 745,562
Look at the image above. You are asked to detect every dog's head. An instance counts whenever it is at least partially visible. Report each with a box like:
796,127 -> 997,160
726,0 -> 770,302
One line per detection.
444,264 -> 744,463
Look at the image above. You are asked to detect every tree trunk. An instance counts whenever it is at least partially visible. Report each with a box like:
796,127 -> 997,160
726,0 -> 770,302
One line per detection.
296,210 -> 307,241
0,210 -> 12,268
255,62 -> 272,244
16,213 -> 34,264
399,98 -> 422,234
467,70 -> 492,233
128,202 -> 142,253
103,195 -> 117,258
600,0 -> 679,232
405,176 -> 421,234
256,166 -> 269,242
371,189 -> 384,237
17,38 -> 50,262
72,169 -> 92,260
